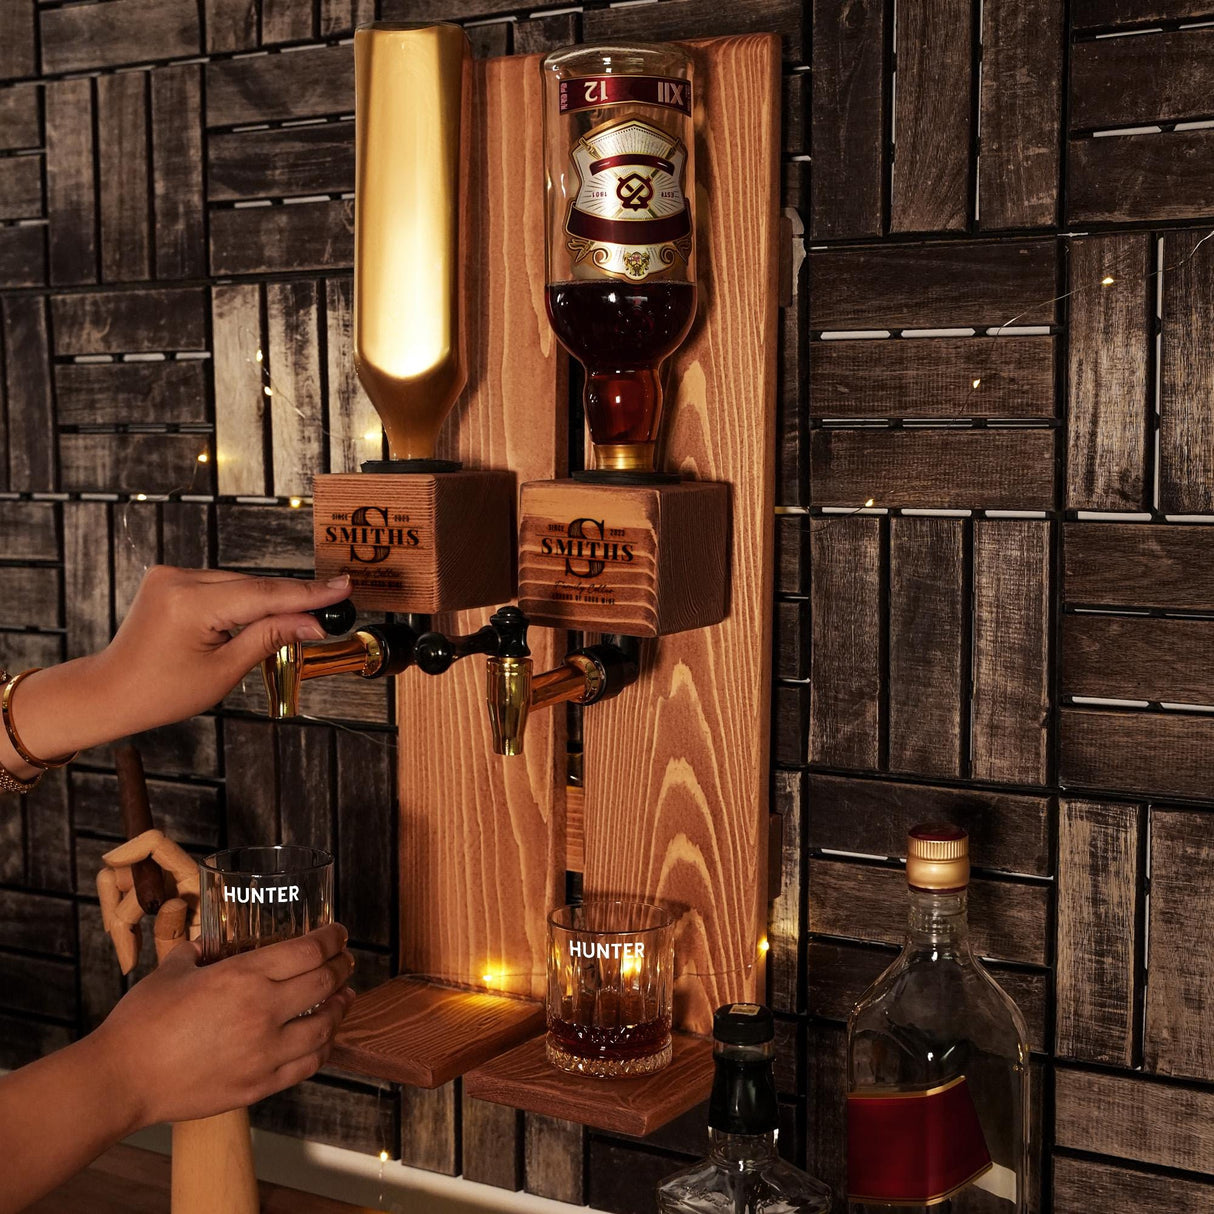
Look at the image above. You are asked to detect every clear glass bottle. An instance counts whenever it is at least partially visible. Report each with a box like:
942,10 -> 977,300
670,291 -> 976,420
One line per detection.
846,825 -> 1030,1212
657,1004 -> 833,1213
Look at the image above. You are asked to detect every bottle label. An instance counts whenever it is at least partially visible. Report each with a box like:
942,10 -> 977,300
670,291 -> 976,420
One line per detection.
846,1075 -> 993,1205
564,118 -> 692,282
559,75 -> 691,115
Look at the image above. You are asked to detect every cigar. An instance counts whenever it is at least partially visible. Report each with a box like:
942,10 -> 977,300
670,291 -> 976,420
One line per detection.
114,745 -> 165,916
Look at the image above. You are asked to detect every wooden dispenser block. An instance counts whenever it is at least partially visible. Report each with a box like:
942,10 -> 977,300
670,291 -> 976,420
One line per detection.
518,479 -> 729,636
312,469 -> 515,613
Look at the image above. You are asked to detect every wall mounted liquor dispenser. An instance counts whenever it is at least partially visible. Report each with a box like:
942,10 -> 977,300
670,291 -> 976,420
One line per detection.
310,23 -> 514,613
516,44 -> 730,637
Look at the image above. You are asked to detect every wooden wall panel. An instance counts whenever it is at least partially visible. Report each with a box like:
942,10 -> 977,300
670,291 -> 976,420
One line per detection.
151,64 -> 205,280
887,517 -> 964,777
52,288 -> 207,354
212,282 -> 269,496
2,295 -> 55,491
96,72 -> 150,283
810,516 -> 881,770
45,77 -> 97,286
1065,522 -> 1214,610
1145,810 -> 1214,1081
205,46 -> 355,126
0,88 -> 40,150
1056,800 -> 1139,1065
0,0 -> 36,79
267,280 -> 325,498
40,0 -> 201,74
1055,1157 -> 1214,1214
210,201 -> 355,275
1066,235 -> 1151,511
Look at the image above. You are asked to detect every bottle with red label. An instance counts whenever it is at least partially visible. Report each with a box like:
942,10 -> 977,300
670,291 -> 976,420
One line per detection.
541,43 -> 697,478
846,824 -> 1030,1212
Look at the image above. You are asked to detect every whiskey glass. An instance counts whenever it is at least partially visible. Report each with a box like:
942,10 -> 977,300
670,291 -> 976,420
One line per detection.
546,899 -> 674,1078
199,846 -> 333,964
542,43 -> 697,477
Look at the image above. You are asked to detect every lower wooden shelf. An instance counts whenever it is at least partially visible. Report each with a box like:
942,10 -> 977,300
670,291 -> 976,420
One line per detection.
463,1031 -> 714,1136
330,976 -> 544,1089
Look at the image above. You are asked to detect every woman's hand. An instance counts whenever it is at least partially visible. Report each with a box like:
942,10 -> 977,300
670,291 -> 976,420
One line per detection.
5,566 -> 350,767
91,923 -> 356,1128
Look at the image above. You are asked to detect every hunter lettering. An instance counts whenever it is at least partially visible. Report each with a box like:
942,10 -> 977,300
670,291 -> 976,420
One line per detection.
568,939 -> 645,959
223,884 -> 301,904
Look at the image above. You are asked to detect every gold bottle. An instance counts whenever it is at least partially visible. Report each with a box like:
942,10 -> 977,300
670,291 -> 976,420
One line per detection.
354,22 -> 471,462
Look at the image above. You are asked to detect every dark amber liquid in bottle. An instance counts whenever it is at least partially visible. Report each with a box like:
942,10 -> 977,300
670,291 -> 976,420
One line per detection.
546,280 -> 696,450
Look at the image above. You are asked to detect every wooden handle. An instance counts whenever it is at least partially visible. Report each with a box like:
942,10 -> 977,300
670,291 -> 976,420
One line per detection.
114,744 -> 165,916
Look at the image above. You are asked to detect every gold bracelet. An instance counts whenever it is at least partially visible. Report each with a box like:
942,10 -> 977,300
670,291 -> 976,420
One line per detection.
1,669 -> 78,771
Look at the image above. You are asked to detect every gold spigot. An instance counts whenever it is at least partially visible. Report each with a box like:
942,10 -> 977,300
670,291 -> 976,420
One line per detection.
262,631 -> 389,721
481,607 -> 638,756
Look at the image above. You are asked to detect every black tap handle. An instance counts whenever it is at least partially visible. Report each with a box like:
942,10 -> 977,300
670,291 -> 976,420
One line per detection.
576,636 -> 641,705
415,625 -> 498,675
361,621 -> 419,677
309,598 -> 357,636
489,605 -> 531,658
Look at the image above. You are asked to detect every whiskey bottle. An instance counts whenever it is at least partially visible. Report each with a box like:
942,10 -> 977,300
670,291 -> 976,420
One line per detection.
846,825 -> 1030,1212
656,1004 -> 832,1213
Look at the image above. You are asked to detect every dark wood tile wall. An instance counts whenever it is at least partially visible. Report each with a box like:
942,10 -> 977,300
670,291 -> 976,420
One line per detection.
3,0 -> 1214,1210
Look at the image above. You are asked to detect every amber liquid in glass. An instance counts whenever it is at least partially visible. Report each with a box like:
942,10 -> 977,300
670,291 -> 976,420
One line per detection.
548,991 -> 672,1062
546,280 -> 696,448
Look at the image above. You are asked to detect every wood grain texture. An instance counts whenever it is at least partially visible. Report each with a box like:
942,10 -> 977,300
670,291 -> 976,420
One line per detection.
768,768 -> 804,1013
0,87 -> 39,150
2,294 -> 55,491
1072,29 -> 1214,130
810,337 -> 1056,419
51,287 -> 207,354
0,0 -> 35,79
890,0 -> 971,234
72,771 -> 220,848
1068,128 -> 1214,224
0,224 -> 45,287
96,72 -> 150,282
208,122 -> 355,202
464,1032 -> 714,1137
204,0 -> 257,53
0,889 -> 74,956
1063,613 -> 1214,704
277,723 -> 334,857
399,1082 -> 457,1175
775,514 -> 809,595
978,0 -> 1062,230
810,240 -> 1057,330
1072,0 -> 1214,23
25,769 -> 69,895
775,599 -> 809,680
267,279 -> 324,498
1060,706 -> 1214,799
0,152 -> 42,219
151,64 -> 205,280
205,45 -> 354,126
524,1114 -> 585,1204
812,429 -> 1055,510
1146,810 -> 1214,1081
810,0 -> 885,241
45,76 -> 96,285
1054,1156 -> 1214,1214
111,500 -> 159,621
325,277 -> 382,474
462,1099 -> 522,1190
40,0 -> 200,73
399,52 -> 566,1000
1055,1066 -> 1214,1173
320,0 -> 375,37
217,503 -> 311,569
330,977 -> 543,1088
808,859 -> 1050,965
888,516 -> 964,777
810,516 -> 880,770
210,200 -> 355,275
1160,228 -> 1214,513
335,730 -> 394,948
63,501 -> 112,658
251,1078 -> 395,1156
261,0 -> 314,43
56,361 -> 208,427
1066,234 -> 1151,511
212,282 -> 268,497
1064,522 -> 1214,609
1056,799 -> 1140,1065
971,519 -> 1051,785
580,35 -> 780,1032
518,479 -> 730,636
59,433 -> 214,495
0,500 -> 58,559
807,774 -> 1052,875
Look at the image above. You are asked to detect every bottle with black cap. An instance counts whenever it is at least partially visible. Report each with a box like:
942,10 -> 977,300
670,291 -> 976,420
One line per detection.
656,1003 -> 832,1212
846,824 -> 1029,1213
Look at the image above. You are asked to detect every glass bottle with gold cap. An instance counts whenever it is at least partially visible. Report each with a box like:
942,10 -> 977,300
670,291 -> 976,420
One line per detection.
846,824 -> 1029,1213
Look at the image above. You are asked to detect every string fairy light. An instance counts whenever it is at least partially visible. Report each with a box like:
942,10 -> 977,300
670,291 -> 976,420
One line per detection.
1101,275 -> 1115,286
288,496 -> 303,509
196,451 -> 209,463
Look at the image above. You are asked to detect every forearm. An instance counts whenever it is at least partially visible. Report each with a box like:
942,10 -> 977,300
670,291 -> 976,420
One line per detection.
0,655 -> 111,780
0,1031 -> 141,1214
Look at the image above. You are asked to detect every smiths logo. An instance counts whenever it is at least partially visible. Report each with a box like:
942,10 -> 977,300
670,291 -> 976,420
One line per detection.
324,505 -> 420,564
541,518 -> 634,579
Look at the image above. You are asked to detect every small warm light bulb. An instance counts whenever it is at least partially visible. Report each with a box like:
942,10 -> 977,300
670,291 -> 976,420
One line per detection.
288,496 -> 303,509
482,971 -> 497,984
378,1150 -> 389,1163
864,498 -> 875,508
263,385 -> 274,397
196,451 -> 209,463
971,378 -> 982,389
134,493 -> 147,502
759,937 -> 770,955
255,349 -> 264,362
1101,275 -> 1115,286
363,428 -> 381,442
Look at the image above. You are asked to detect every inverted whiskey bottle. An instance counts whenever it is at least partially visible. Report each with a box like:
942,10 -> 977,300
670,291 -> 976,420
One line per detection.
846,825 -> 1030,1212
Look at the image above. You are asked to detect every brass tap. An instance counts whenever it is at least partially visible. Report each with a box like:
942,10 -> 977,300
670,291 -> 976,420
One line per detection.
260,605 -> 419,719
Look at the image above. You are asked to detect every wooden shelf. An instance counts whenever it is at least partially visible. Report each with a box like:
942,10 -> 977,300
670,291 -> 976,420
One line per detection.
330,977 -> 544,1089
463,1031 -> 714,1137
